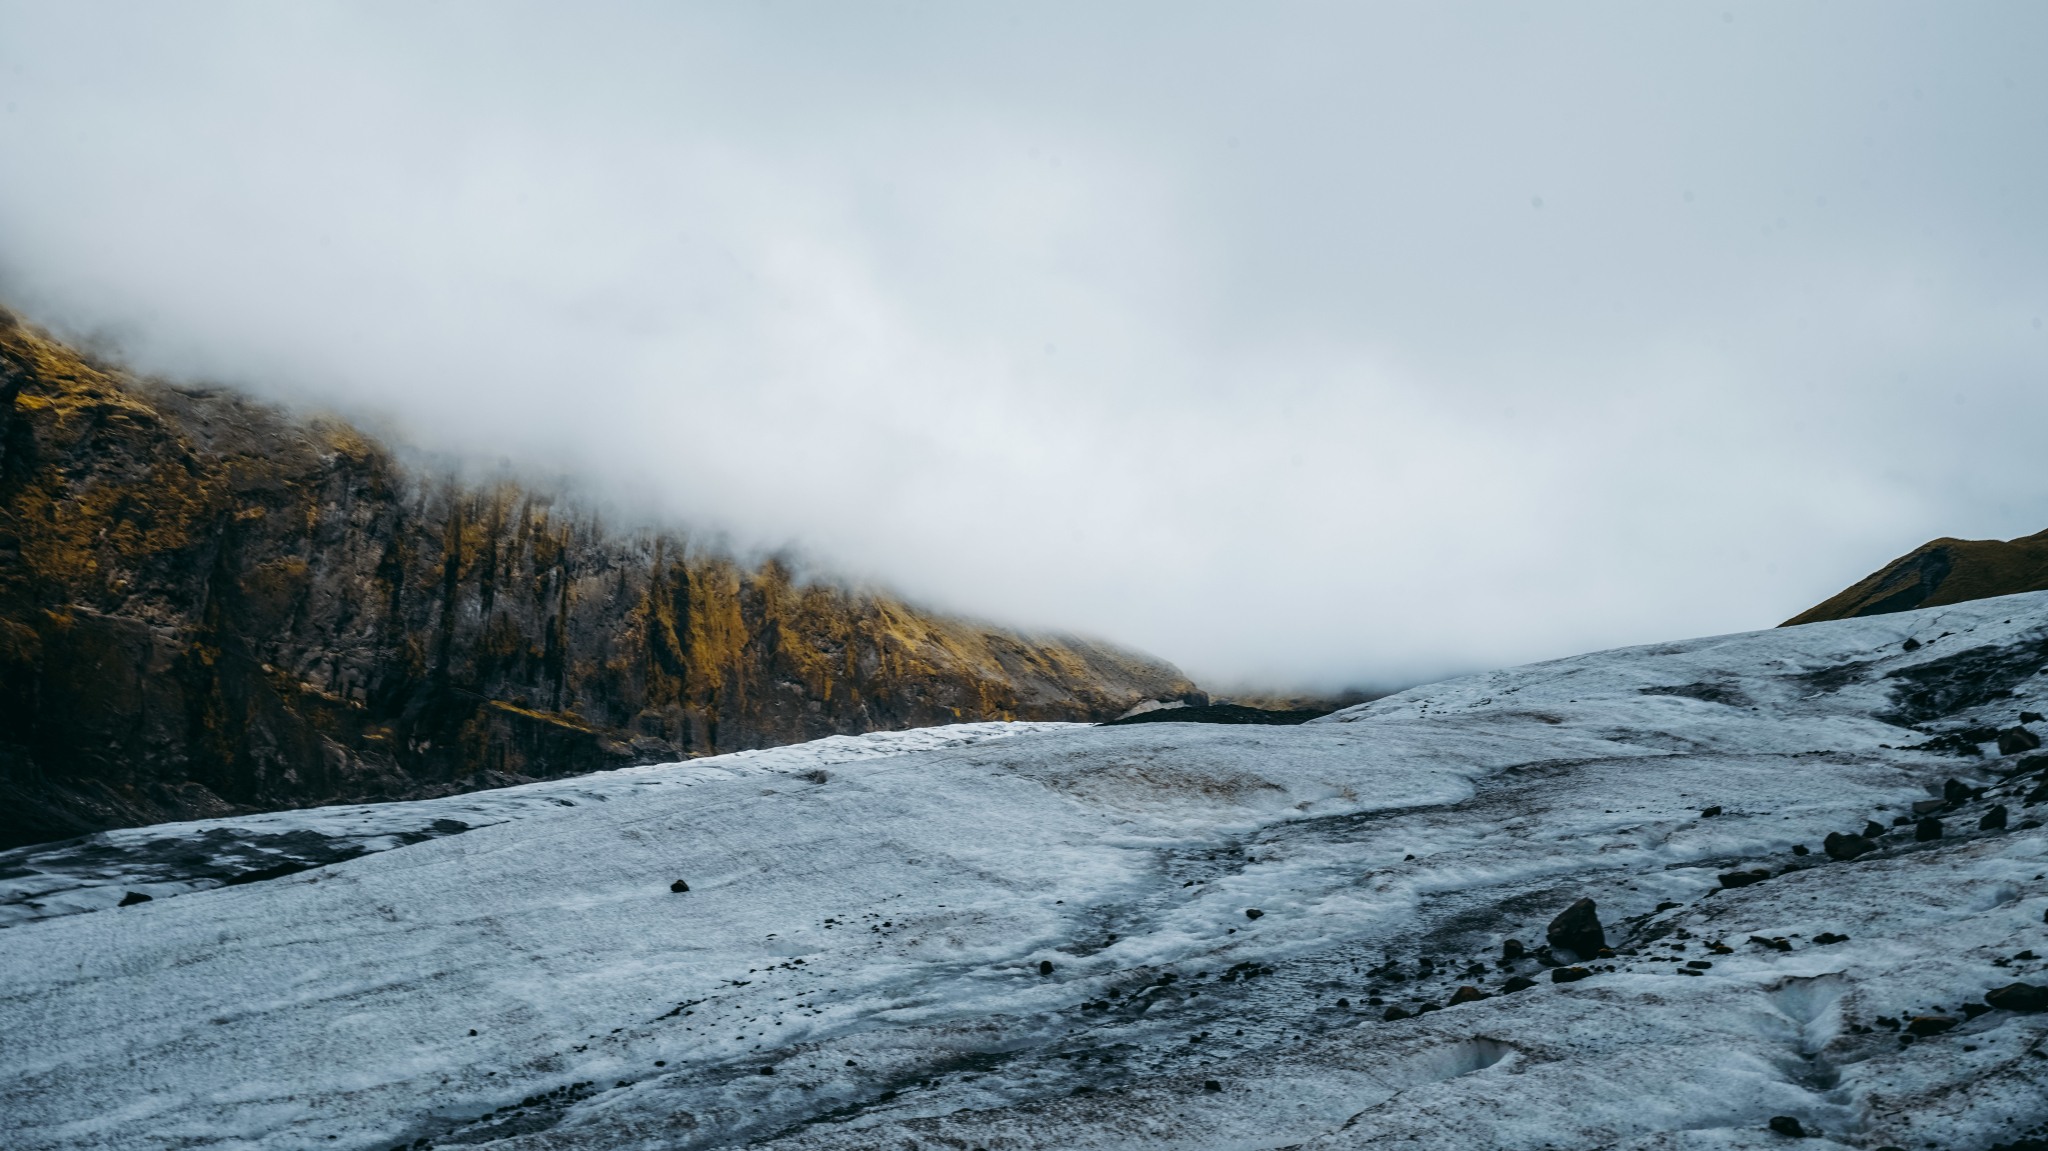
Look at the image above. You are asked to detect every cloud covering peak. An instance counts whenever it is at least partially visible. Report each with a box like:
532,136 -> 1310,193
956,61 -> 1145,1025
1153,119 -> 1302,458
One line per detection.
2,1 -> 2044,689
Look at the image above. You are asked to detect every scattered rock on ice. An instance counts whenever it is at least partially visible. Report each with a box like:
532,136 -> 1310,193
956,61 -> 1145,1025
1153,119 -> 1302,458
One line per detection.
1823,831 -> 1875,860
670,879 -> 691,893
1982,805 -> 2009,831
1545,897 -> 1606,959
1906,1016 -> 1958,1036
1719,868 -> 1771,888
1915,816 -> 1944,841
1985,983 -> 2048,1012
1767,1115 -> 1809,1137
116,891 -> 151,906
2000,726 -> 2043,755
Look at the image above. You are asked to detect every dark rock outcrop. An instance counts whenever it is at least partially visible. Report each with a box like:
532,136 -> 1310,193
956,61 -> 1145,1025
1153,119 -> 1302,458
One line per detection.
1100,703 -> 1326,727
0,311 -> 1200,849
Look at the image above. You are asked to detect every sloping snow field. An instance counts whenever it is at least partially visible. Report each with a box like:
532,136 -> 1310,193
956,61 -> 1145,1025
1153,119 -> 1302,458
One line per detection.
4,596 -> 2048,1150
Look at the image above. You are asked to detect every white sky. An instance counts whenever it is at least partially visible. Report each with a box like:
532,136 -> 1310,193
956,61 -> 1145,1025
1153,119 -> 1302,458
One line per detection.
2,2 -> 2045,692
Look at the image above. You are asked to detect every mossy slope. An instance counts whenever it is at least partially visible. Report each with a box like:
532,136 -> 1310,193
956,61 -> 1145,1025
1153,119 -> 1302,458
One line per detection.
1781,528 -> 2048,626
0,313 -> 1200,848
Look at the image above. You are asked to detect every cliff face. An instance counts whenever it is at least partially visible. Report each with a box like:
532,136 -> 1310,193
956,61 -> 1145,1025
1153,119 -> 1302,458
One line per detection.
1781,528 -> 2048,627
0,313 -> 1201,849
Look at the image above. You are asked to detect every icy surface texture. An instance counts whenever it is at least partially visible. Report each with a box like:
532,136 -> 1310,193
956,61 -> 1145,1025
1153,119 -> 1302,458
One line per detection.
3,597 -> 2048,1150
0,722 -> 1082,929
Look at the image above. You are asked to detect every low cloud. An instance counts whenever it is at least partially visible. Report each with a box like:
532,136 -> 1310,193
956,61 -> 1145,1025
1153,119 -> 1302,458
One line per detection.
3,2 -> 2044,691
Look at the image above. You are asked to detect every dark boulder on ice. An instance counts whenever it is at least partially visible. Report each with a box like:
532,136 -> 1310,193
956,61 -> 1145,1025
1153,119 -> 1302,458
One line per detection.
2022,711 -> 2046,724
1448,985 -> 1487,1005
1999,726 -> 2042,755
1244,908 -> 1264,920
1718,868 -> 1770,888
1501,938 -> 1526,963
117,891 -> 152,906
1699,806 -> 1722,818
1545,897 -> 1606,960
669,879 -> 690,893
1551,966 -> 1591,984
1981,805 -> 2009,831
1382,1005 -> 1412,1021
1906,1016 -> 1956,1036
1767,1115 -> 1809,1138
1915,817 -> 1944,842
1944,778 -> 1976,803
1039,960 -> 1055,976
1862,820 -> 1888,838
1501,976 -> 1537,993
1823,832 -> 1875,861
1985,982 -> 2048,1012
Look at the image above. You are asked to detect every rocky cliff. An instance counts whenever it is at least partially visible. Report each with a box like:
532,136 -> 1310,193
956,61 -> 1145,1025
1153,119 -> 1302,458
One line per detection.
0,311 -> 1202,849
1782,528 -> 2048,626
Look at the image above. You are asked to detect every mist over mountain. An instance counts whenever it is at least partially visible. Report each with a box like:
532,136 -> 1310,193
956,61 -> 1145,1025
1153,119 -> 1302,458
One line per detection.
0,314 -> 1200,850
3,4 -> 2045,691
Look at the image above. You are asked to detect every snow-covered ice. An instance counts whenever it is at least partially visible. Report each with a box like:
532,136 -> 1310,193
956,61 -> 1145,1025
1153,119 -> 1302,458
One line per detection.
0,722 -> 1084,929
4,597 -> 2048,1150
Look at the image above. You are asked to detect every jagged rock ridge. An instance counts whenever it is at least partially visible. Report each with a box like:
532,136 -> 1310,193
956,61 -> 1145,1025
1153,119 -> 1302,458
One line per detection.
0,311 -> 1200,849
1784,527 -> 2048,626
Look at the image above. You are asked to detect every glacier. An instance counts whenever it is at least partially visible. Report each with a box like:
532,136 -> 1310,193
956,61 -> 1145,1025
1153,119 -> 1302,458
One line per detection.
3,595 -> 2047,1150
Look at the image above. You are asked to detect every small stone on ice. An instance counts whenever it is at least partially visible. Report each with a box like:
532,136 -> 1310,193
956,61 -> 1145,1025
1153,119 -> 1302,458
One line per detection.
669,879 -> 690,893
1999,726 -> 2042,756
117,892 -> 152,907
1500,976 -> 1537,993
1501,938 -> 1526,962
1862,820 -> 1887,838
1915,817 -> 1943,842
1448,985 -> 1487,1004
1244,908 -> 1264,920
1985,982 -> 2048,1012
1823,832 -> 1875,861
1039,960 -> 1054,975
1790,844 -> 1809,856
1905,1016 -> 1956,1036
1700,806 -> 1722,818
1980,805 -> 2008,831
1545,897 -> 1606,959
1382,1005 -> 1412,1021
1767,1115 -> 1807,1137
1551,966 -> 1591,984
1203,1079 -> 1222,1092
